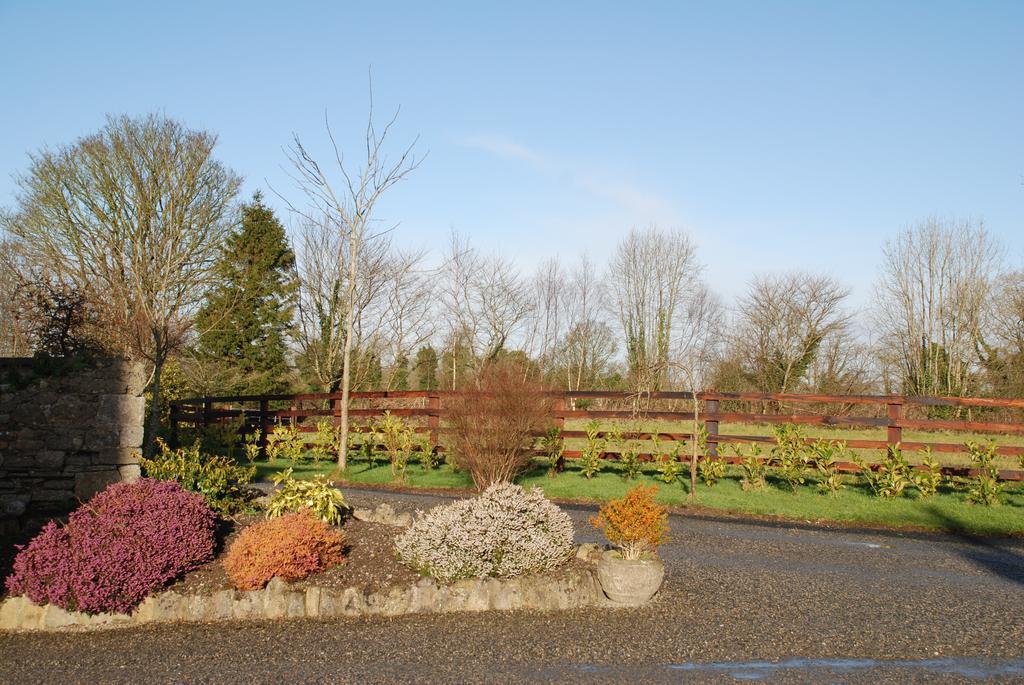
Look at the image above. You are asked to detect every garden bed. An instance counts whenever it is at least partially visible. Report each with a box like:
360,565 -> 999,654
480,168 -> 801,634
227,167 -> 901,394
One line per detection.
0,506 -> 609,633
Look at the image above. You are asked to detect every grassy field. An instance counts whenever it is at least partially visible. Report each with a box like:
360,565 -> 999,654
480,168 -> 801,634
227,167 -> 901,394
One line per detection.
252,454 -> 1024,536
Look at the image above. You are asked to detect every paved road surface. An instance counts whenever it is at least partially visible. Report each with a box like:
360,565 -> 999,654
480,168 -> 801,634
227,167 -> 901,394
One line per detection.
2,488 -> 1022,683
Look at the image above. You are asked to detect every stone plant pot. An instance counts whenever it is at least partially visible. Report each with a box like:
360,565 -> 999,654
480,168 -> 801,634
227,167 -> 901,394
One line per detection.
595,550 -> 665,606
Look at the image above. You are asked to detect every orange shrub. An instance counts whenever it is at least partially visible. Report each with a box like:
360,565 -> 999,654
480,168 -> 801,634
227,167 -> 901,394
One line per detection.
589,484 -> 669,560
223,510 -> 345,590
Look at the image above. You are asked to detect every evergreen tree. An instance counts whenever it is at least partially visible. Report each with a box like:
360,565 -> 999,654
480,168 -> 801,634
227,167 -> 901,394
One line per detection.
194,192 -> 296,394
390,354 -> 410,390
414,345 -> 439,390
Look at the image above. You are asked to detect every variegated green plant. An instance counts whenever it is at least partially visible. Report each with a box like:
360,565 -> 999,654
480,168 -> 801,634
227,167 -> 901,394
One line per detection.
966,439 -> 1003,506
579,420 -> 606,479
653,435 -> 685,485
812,439 -> 846,497
912,446 -> 943,498
734,443 -> 766,491
266,468 -> 348,525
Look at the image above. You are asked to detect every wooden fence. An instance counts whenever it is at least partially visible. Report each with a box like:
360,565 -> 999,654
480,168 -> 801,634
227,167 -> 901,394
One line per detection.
169,390 -> 1024,481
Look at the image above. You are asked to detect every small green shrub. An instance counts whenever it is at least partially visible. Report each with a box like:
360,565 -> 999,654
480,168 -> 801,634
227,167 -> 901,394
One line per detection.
418,437 -> 440,471
243,430 -> 262,463
772,424 -> 811,493
179,416 -> 245,458
855,445 -> 911,498
653,435 -> 685,485
812,440 -> 846,497
373,411 -> 418,481
310,420 -> 340,462
266,468 -> 349,525
579,420 -> 606,479
966,440 -> 1003,506
266,424 -> 304,462
140,439 -> 255,516
538,426 -> 564,477
698,454 -> 727,487
620,447 -> 642,481
912,447 -> 943,498
734,443 -> 766,491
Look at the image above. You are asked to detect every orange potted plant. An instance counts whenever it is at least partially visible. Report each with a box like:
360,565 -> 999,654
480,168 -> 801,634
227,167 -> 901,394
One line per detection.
589,484 -> 668,605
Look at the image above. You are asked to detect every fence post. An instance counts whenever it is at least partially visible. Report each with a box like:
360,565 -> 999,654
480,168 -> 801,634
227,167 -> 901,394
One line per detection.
258,399 -> 269,459
202,400 -> 212,430
169,401 -> 179,448
704,395 -> 719,458
427,392 -> 441,453
552,394 -> 567,472
887,396 -> 903,449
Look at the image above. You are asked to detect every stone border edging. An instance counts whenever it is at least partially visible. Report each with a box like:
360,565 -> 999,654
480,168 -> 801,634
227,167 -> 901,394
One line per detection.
0,544 -> 611,632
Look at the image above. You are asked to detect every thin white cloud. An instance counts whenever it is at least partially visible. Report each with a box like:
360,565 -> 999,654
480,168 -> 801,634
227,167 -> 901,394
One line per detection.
459,133 -> 679,222
460,134 -> 546,165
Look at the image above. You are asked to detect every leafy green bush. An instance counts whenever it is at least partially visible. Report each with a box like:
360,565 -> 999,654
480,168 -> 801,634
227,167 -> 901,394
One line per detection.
772,424 -> 812,493
854,445 -> 911,498
734,443 -> 766,491
140,439 -> 255,516
266,424 -> 304,462
653,435 -> 685,484
966,440 -> 1003,506
698,454 -> 727,487
538,426 -> 564,477
243,429 -> 262,463
373,411 -> 418,481
812,439 -> 846,497
912,447 -> 943,498
619,443 -> 642,481
310,420 -> 340,462
579,420 -> 606,479
266,468 -> 349,525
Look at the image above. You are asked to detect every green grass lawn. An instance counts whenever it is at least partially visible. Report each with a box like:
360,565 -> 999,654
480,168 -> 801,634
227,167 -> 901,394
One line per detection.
252,454 -> 1024,537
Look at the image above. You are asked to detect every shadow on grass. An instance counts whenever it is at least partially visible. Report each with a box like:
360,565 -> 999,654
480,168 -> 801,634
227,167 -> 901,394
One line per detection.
922,504 -> 1024,586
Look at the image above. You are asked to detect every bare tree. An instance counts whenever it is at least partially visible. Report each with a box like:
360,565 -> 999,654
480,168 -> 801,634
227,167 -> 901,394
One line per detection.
522,257 -> 567,377
438,231 -> 532,384
733,272 -> 852,394
608,226 -> 702,393
0,237 -> 31,356
667,282 -> 721,499
873,217 -> 1002,397
978,270 -> 1024,398
2,114 -> 241,454
282,96 -> 421,470
556,254 -> 617,393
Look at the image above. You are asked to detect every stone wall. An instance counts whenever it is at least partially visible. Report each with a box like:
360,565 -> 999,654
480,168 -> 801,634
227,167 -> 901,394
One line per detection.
0,358 -> 146,534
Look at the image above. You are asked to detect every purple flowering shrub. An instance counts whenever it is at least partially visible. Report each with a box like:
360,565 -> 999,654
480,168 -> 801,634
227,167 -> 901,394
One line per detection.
4,478 -> 216,614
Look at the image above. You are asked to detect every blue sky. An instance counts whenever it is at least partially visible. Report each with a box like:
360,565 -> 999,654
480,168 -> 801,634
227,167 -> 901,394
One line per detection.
1,0 -> 1021,307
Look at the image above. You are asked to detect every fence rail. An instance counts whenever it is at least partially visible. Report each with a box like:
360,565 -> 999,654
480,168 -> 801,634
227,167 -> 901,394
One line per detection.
169,389 -> 1024,481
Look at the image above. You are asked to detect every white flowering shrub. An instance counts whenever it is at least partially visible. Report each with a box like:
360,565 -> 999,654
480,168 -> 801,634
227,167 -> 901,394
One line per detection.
394,483 -> 575,582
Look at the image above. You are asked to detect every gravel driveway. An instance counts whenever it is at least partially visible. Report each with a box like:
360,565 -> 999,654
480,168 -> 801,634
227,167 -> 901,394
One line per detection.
2,488 -> 1022,684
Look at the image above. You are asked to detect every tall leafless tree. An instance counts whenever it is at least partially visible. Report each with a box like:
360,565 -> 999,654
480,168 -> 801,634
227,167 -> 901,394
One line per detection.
873,217 -> 1002,397
733,272 -> 852,395
608,226 -> 702,394
556,254 -> 617,393
438,231 -> 532,384
282,94 -> 421,470
666,282 -> 721,499
0,237 -> 31,356
2,114 -> 241,454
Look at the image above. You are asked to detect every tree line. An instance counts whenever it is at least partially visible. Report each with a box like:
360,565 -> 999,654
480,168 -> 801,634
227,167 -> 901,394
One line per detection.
1,112 -> 1022,457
